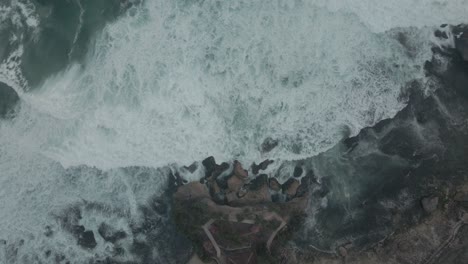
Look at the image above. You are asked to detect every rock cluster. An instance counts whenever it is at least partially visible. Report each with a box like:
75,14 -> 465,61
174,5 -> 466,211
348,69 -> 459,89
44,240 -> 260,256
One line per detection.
173,157 -> 310,263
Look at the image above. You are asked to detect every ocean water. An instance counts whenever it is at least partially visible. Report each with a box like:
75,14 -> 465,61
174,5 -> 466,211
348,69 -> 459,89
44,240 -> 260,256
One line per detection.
0,0 -> 467,263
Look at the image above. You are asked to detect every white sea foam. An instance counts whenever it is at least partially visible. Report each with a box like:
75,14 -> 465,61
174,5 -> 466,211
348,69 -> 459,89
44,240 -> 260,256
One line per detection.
3,0 -> 446,170
0,0 -> 467,262
310,0 -> 468,32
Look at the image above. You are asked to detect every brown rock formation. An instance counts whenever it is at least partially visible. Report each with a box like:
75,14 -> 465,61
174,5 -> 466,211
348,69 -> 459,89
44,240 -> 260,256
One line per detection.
172,159 -> 309,263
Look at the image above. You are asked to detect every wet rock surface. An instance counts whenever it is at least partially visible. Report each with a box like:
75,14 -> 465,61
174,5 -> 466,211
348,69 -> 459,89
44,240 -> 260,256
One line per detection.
14,24 -> 468,264
0,82 -> 19,118
174,25 -> 468,264
251,159 -> 274,175
282,24 -> 468,264
454,25 -> 468,61
261,137 -> 279,153
173,158 -> 309,263
98,223 -> 127,243
78,230 -> 97,249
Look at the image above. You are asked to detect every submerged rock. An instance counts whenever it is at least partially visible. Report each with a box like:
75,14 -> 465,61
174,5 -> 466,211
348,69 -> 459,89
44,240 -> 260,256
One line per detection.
44,226 -> 53,237
78,230 -> 97,249
98,223 -> 127,243
261,137 -> 279,153
454,25 -> 468,61
251,159 -> 274,175
0,82 -> 19,118
293,166 -> 303,178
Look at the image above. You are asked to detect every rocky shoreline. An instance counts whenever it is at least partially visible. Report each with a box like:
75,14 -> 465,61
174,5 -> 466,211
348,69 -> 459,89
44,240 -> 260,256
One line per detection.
173,157 -> 309,263
170,24 -> 468,264
2,24 -> 468,264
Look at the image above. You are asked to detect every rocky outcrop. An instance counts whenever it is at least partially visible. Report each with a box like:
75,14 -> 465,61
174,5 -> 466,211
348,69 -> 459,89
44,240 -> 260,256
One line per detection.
173,24 -> 468,264
174,182 -> 210,201
0,82 -> 19,118
282,24 -> 468,264
454,25 -> 468,61
172,158 -> 309,263
282,178 -> 300,198
78,230 -> 97,249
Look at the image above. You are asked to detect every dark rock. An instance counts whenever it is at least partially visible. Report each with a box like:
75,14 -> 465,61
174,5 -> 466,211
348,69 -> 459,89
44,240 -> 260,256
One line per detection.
434,30 -> 448,39
209,181 -> 226,204
421,196 -> 438,213
343,135 -> 359,151
114,247 -> 125,256
268,177 -> 281,192
214,162 -> 231,188
233,177 -> 271,205
261,137 -> 279,153
214,162 -> 230,176
293,166 -> 303,178
454,25 -> 468,61
59,205 -> 82,230
131,241 -> 151,262
78,230 -> 97,249
0,82 -> 19,118
44,250 -> 51,258
202,156 -> 217,177
98,223 -> 127,243
55,254 -> 66,263
183,162 -> 198,173
282,178 -> 300,197
249,174 -> 268,191
395,31 -> 418,57
251,159 -> 274,175
44,226 -> 53,237
233,160 -> 248,179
